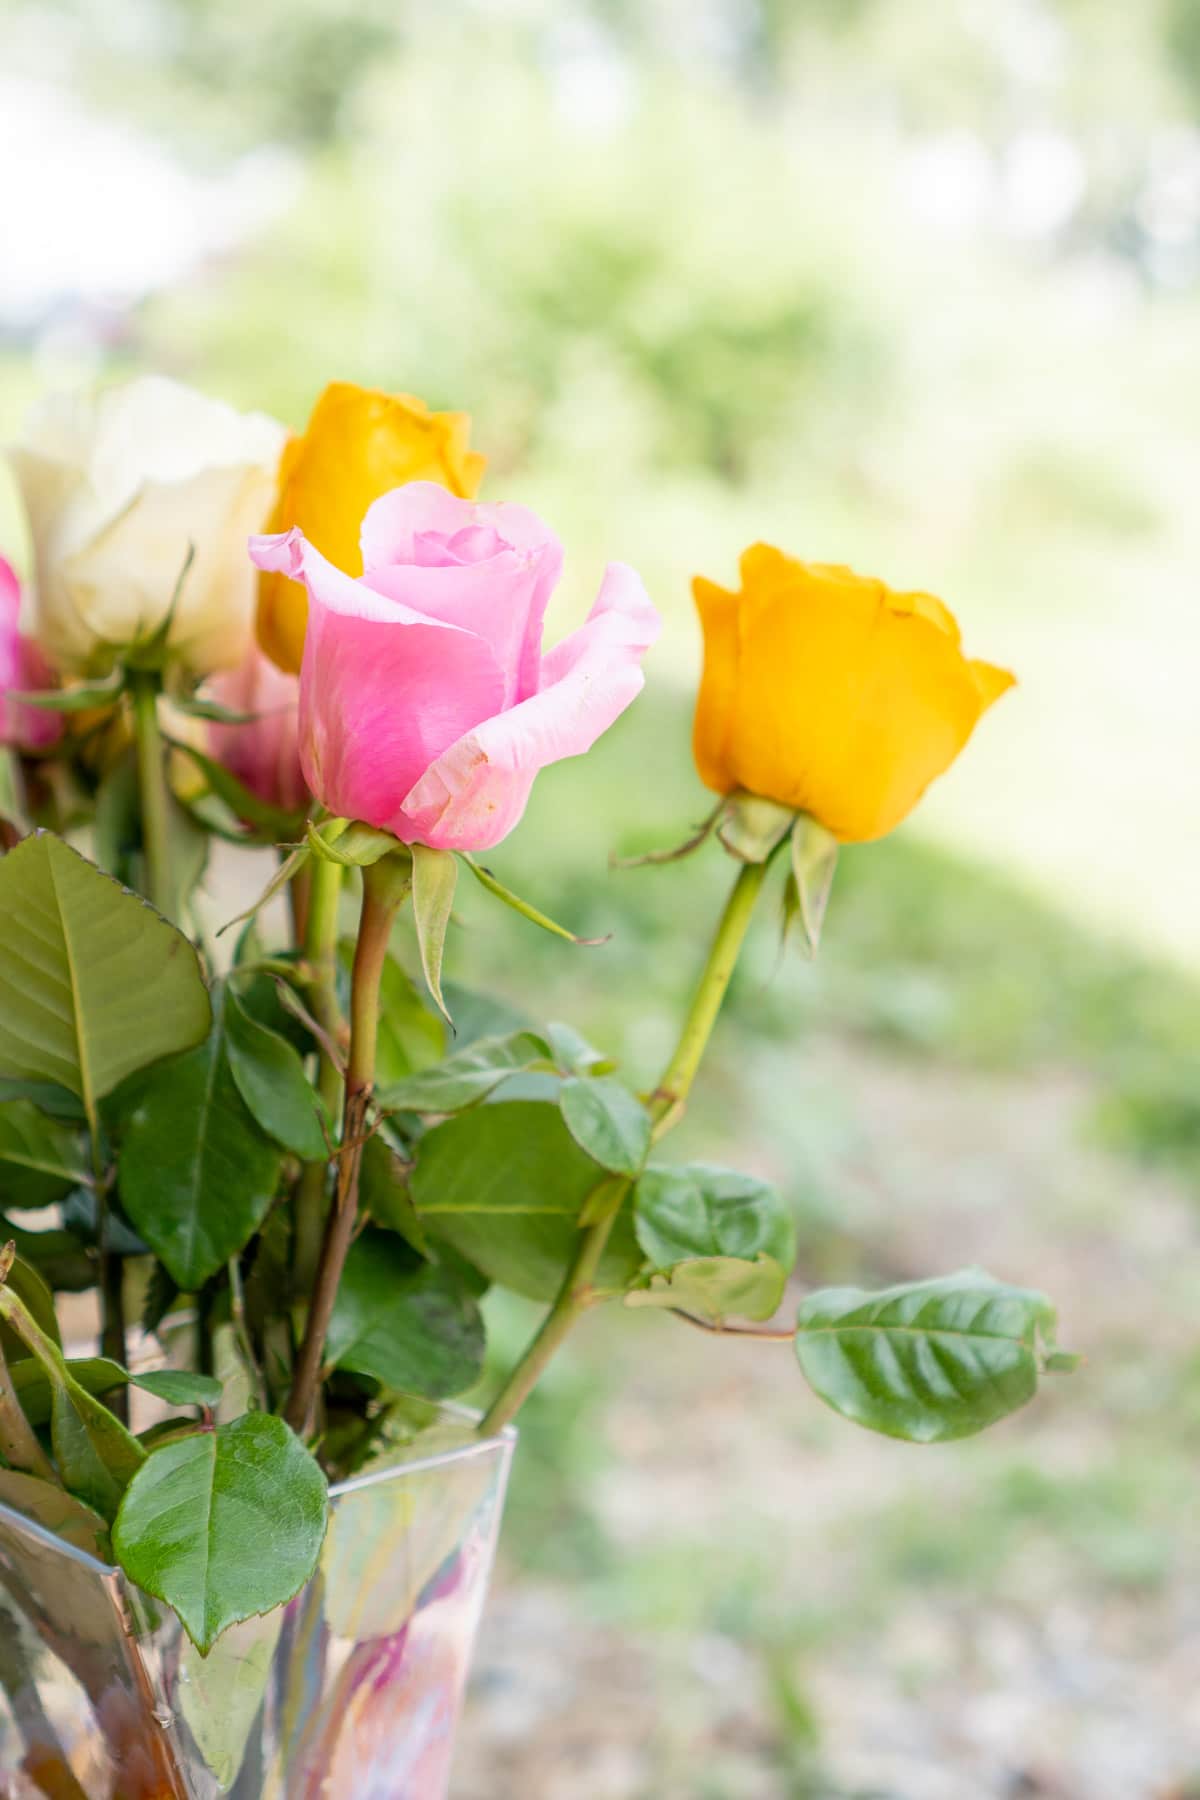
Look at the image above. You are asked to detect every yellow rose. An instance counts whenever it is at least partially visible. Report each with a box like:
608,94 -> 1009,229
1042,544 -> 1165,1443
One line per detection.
693,545 -> 1014,842
256,381 -> 486,673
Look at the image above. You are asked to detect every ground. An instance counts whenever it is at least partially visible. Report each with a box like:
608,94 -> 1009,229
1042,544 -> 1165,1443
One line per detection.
455,1034 -> 1200,1799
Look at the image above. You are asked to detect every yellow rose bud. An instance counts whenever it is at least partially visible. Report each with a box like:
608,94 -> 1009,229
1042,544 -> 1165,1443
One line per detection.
692,544 -> 1014,843
256,381 -> 486,673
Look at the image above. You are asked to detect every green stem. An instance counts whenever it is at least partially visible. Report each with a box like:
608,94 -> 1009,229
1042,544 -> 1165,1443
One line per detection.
648,859 -> 767,1130
293,858 -> 345,1296
478,858 -> 768,1439
128,669 -> 174,922
284,857 -> 408,1436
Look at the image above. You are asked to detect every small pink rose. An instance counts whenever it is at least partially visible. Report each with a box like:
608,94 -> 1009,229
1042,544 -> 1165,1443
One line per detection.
0,556 -> 62,753
249,483 -> 659,851
205,642 -> 307,816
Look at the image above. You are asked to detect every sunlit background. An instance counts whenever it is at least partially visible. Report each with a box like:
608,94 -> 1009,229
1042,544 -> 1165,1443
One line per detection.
2,2 -> 1198,1794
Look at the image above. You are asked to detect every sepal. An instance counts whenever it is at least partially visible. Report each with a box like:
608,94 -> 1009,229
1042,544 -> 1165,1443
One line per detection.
717,792 -> 797,863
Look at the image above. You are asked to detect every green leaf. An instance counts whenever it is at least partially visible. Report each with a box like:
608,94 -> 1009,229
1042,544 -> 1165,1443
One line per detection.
50,1378 -> 145,1520
788,815 -> 839,956
0,1079 -> 86,1122
441,984 -> 534,1046
12,1357 -> 127,1426
411,1100 -> 643,1301
359,1132 -> 430,1255
117,988 -> 282,1291
377,1030 -> 552,1115
112,1412 -> 329,1654
0,835 -> 212,1109
559,1076 -> 651,1176
166,737 -> 303,839
131,1370 -> 224,1410
410,844 -> 457,1019
717,792 -> 797,863
793,1270 -> 1061,1443
179,1609 -> 284,1786
0,1256 -> 62,1365
0,1100 -> 87,1208
10,671 -> 124,712
224,988 -> 329,1161
628,1164 -> 796,1321
634,1164 -> 796,1277
626,1254 -> 788,1321
0,1281 -> 143,1519
461,853 -> 604,943
0,1222 -> 94,1292
326,1230 -> 485,1399
0,1469 -> 111,1558
543,1023 -> 612,1074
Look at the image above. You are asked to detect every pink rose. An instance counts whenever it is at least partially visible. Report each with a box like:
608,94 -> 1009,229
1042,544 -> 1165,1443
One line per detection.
249,483 -> 659,852
205,643 -> 307,816
0,557 -> 61,753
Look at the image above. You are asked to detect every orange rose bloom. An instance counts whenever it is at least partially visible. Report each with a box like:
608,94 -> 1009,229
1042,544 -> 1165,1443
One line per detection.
693,545 -> 1013,842
256,382 -> 486,673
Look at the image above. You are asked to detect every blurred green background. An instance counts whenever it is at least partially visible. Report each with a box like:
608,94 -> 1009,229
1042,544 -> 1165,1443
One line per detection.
2,2 -> 1199,1793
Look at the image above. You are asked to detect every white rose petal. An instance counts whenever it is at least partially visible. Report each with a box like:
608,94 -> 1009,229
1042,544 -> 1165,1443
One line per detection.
7,375 -> 286,677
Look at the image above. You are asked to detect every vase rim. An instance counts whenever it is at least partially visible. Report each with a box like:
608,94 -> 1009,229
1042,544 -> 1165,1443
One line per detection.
0,1405 -> 516,1581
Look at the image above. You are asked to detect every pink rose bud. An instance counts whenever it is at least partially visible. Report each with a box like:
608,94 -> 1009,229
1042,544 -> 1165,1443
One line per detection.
0,556 -> 62,753
206,642 -> 307,816
249,483 -> 660,852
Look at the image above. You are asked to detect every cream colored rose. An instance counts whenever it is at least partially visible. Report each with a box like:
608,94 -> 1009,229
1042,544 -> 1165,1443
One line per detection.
8,376 -> 286,677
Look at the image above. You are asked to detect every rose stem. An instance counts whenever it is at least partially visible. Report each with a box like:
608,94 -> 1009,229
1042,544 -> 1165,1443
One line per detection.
292,857 -> 345,1296
127,669 -> 175,923
284,857 -> 408,1436
477,858 -> 769,1438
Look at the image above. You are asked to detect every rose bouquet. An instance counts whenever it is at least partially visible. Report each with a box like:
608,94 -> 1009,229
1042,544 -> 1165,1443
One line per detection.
0,375 -> 1073,1797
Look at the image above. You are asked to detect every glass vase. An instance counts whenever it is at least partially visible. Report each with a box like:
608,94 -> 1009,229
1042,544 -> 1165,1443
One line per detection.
0,1414 -> 514,1798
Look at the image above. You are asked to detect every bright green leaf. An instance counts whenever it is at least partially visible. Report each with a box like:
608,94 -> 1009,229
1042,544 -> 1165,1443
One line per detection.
117,988 -> 282,1291
559,1076 -> 651,1176
225,989 -> 329,1161
412,1100 -> 643,1301
793,1270 -> 1061,1443
112,1412 -> 329,1654
634,1163 -> 796,1276
325,1230 -> 485,1398
626,1253 -> 788,1321
0,834 -> 211,1108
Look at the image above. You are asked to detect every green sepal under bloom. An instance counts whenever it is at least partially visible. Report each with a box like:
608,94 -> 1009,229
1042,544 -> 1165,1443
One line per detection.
716,791 -> 797,863
782,813 -> 839,957
306,817 -> 406,869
